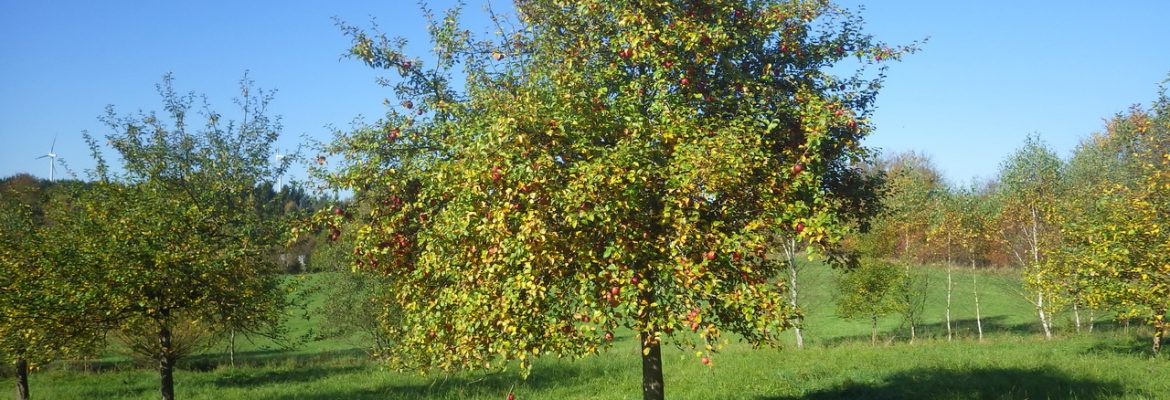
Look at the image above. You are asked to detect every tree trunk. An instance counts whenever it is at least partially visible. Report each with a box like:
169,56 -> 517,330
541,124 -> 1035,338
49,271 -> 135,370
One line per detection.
1088,309 -> 1095,333
972,260 -> 983,342
1153,315 -> 1166,356
1153,326 -> 1163,355
903,263 -> 916,345
1073,303 -> 1081,334
946,265 -> 953,341
639,330 -> 664,400
159,322 -> 176,400
15,358 -> 29,400
870,315 -> 878,346
229,329 -> 236,368
784,236 -> 803,349
1029,205 -> 1052,340
1037,292 -> 1052,340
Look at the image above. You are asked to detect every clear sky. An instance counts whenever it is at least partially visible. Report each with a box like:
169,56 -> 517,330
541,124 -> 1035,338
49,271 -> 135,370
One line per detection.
2,1 -> 1168,186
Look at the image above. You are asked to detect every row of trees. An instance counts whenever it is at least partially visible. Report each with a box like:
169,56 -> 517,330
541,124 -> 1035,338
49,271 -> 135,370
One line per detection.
852,83 -> 1170,353
0,75 -> 304,400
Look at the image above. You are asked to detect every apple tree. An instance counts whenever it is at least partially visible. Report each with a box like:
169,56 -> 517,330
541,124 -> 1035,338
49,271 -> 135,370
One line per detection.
0,176 -> 109,400
314,1 -> 910,398
70,74 -> 294,400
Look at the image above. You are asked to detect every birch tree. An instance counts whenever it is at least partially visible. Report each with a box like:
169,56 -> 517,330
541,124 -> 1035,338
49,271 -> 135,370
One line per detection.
996,135 -> 1063,339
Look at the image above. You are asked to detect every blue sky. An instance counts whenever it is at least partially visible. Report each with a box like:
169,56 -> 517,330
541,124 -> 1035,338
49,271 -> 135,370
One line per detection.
2,1 -> 1168,186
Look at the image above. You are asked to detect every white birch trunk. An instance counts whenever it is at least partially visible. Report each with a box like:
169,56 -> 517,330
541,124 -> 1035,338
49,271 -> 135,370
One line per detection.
946,265 -> 953,341
783,236 -> 803,349
972,260 -> 983,342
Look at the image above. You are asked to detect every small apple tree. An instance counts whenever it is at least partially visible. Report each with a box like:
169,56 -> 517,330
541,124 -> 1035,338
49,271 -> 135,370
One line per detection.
314,1 -> 909,398
71,74 -> 294,400
0,176 -> 107,400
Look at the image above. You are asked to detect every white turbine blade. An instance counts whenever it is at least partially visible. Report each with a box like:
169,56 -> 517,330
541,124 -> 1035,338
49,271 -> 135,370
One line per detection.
36,155 -> 49,159
50,134 -> 57,153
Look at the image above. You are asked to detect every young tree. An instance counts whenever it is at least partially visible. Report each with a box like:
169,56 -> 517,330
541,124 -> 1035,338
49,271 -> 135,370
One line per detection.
868,151 -> 945,262
863,151 -> 944,341
952,181 -> 998,341
314,2 -> 908,398
928,187 -> 960,341
70,74 -> 294,400
835,258 -> 902,345
996,135 -> 1063,339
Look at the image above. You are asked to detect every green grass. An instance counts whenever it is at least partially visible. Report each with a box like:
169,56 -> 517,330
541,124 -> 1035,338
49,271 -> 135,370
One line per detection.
17,266 -> 1170,399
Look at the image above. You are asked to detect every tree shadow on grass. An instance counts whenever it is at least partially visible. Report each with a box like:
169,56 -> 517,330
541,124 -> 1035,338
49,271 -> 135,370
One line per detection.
819,316 -> 1036,346
758,367 -> 1131,400
265,359 -> 616,400
184,347 -> 369,371
1084,333 -> 1165,358
213,364 -> 366,388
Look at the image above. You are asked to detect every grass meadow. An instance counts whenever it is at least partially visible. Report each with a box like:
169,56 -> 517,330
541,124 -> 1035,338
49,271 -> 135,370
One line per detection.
18,263 -> 1170,399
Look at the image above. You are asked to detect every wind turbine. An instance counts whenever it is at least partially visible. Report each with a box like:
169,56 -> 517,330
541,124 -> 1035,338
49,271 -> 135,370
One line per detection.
35,135 -> 58,181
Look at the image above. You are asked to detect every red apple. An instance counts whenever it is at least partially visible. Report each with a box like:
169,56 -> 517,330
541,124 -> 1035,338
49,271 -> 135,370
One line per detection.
630,276 -> 640,285
507,392 -> 515,400
792,163 -> 803,174
604,331 -> 614,341
701,356 -> 711,365
732,252 -> 742,262
619,48 -> 632,59
403,100 -> 414,109
610,286 -> 621,296
680,77 -> 690,86
316,155 -> 326,165
795,222 -> 805,234
704,250 -> 716,261
388,128 -> 400,141
662,60 -> 674,68
402,60 -> 412,69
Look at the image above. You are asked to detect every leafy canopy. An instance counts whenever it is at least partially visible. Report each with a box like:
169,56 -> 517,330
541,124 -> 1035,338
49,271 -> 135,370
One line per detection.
313,0 -> 911,373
